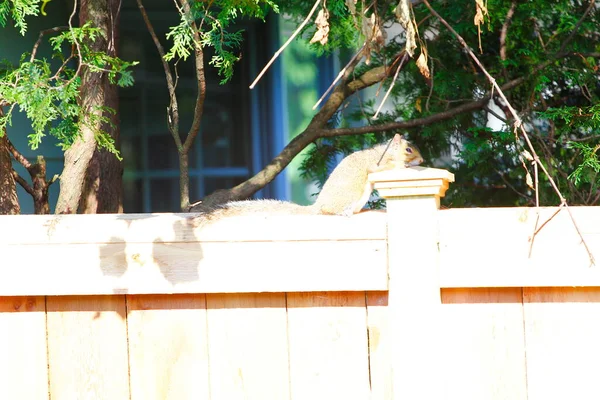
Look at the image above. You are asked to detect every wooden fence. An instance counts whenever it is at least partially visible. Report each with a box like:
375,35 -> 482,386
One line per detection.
1,167 -> 600,399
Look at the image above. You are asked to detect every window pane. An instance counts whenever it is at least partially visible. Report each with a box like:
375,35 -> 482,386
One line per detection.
123,178 -> 144,213
204,177 -> 247,197
150,178 -> 179,212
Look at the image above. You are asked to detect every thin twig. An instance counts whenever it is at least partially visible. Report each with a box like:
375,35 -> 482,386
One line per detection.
179,0 -> 206,154
30,26 -> 69,62
249,0 -> 322,89
373,53 -> 408,119
65,0 -> 82,87
312,43 -> 366,110
425,57 -> 434,112
533,206 -> 562,236
423,0 -> 596,265
483,106 -> 508,124
558,0 -> 596,55
136,0 -> 181,147
528,212 -> 540,258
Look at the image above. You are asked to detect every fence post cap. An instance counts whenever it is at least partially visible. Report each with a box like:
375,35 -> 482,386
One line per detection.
369,166 -> 455,199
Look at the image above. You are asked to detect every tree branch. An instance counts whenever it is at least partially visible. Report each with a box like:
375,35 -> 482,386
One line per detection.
5,135 -> 31,169
558,0 -> 596,55
180,0 -> 206,154
11,170 -> 34,196
136,0 -> 181,147
30,26 -> 69,62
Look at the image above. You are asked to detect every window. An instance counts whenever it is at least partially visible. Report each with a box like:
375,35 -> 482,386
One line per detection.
119,4 -> 286,212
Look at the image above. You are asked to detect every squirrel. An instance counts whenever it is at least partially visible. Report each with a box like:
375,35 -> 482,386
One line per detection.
195,134 -> 423,222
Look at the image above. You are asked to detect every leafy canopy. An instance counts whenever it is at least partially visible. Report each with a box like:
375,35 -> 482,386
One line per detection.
284,0 -> 599,207
0,11 -> 137,156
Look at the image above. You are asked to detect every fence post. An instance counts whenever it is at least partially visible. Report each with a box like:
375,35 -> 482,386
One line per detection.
370,166 -> 454,399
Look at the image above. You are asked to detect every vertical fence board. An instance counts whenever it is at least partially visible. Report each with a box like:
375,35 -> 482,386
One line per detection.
287,291 -> 370,400
0,296 -> 49,400
524,287 -> 600,400
366,291 -> 391,400
127,294 -> 210,400
206,293 -> 289,400
46,295 -> 130,399
441,288 -> 527,400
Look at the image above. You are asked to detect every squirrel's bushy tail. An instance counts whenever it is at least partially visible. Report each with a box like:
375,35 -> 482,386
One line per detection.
194,199 -> 317,226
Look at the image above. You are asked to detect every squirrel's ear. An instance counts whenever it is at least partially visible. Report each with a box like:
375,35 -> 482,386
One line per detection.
393,133 -> 403,144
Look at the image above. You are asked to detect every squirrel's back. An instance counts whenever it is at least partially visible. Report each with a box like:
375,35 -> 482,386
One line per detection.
313,143 -> 387,215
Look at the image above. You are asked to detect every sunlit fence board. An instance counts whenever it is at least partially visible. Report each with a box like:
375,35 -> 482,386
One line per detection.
523,287 -> 600,400
366,291 -> 392,400
439,207 -> 600,287
287,292 -> 371,400
441,288 -> 528,400
46,296 -> 130,399
127,294 -> 210,400
206,293 -> 290,400
0,296 -> 49,400
0,214 -> 388,296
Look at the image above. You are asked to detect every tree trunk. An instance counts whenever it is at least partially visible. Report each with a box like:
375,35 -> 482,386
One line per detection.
55,0 -> 119,214
79,0 -> 123,214
0,132 -> 20,215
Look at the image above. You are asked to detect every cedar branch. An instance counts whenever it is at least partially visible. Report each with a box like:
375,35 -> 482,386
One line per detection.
422,0 -> 595,265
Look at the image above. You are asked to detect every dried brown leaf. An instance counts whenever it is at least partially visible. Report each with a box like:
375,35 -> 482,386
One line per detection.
345,0 -> 357,16
362,13 -> 385,64
521,150 -> 534,162
526,172 -> 534,189
415,97 -> 422,113
416,48 -> 430,79
310,8 -> 330,45
474,0 -> 489,53
395,0 -> 417,57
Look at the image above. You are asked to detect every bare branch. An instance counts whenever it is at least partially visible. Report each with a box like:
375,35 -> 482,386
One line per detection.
558,0 -> 596,55
136,0 -> 181,147
373,52 -> 408,119
179,0 -> 206,154
313,43 -> 366,110
30,26 -> 69,62
499,1 -> 516,80
11,170 -> 34,196
499,2 -> 516,62
250,0 -> 322,89
5,135 -> 31,169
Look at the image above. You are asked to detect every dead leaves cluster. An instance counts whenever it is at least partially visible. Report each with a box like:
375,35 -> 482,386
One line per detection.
474,0 -> 489,52
310,7 -> 330,45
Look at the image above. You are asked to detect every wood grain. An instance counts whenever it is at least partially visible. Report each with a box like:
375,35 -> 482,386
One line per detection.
441,288 -> 527,400
46,295 -> 130,399
524,287 -> 600,400
0,296 -> 49,400
206,293 -> 290,400
366,291 -> 391,400
0,240 -> 387,296
287,292 -> 370,400
127,294 -> 210,400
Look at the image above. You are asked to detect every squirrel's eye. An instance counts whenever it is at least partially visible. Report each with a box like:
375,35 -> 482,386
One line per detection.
406,148 -> 413,154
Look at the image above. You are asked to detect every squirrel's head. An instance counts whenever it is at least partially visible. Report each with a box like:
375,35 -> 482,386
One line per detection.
393,134 -> 424,167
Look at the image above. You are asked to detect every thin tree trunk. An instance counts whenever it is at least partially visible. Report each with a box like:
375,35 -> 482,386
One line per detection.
80,0 -> 123,213
0,131 -> 20,215
55,0 -> 115,214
